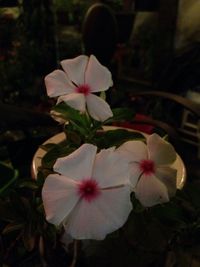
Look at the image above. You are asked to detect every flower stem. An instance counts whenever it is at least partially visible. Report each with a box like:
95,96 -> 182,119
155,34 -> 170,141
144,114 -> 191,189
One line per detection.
69,239 -> 79,267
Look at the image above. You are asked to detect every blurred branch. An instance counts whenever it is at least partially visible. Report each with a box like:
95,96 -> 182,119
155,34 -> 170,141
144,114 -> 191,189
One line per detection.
131,91 -> 200,118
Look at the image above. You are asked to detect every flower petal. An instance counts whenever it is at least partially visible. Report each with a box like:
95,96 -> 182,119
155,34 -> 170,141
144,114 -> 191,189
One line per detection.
129,162 -> 142,188
54,144 -> 97,181
61,55 -> 88,86
86,94 -> 113,121
85,55 -> 113,92
155,166 -> 177,197
42,174 -> 79,225
92,147 -> 130,188
45,70 -> 75,97
57,93 -> 86,112
117,140 -> 148,162
65,185 -> 132,240
147,134 -> 177,165
135,174 -> 169,207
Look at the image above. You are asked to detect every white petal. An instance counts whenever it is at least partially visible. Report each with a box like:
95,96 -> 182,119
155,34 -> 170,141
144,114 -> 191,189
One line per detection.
135,174 -> 169,207
65,185 -> 132,240
117,140 -> 148,162
57,93 -> 86,112
86,94 -> 113,121
147,134 -> 177,165
93,148 -> 130,188
155,166 -> 177,197
85,55 -> 113,92
45,70 -> 75,97
61,55 -> 88,85
54,144 -> 97,181
129,162 -> 142,188
42,174 -> 79,225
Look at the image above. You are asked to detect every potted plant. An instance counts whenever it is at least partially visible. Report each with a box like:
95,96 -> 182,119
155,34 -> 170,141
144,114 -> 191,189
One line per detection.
0,54 -> 190,267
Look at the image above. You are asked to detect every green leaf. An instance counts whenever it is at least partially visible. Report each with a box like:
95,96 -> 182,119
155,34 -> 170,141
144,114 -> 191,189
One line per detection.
52,102 -> 90,128
183,182 -> 200,209
0,199 -> 18,222
105,108 -> 135,123
0,162 -> 15,187
41,143 -> 75,168
100,91 -> 106,100
65,129 -> 82,145
3,222 -> 24,234
95,129 -> 145,148
151,201 -> 187,227
131,193 -> 145,213
9,192 -> 32,221
18,180 -> 38,190
0,162 -> 18,196
36,170 -> 46,186
52,102 -> 80,121
40,143 -> 59,151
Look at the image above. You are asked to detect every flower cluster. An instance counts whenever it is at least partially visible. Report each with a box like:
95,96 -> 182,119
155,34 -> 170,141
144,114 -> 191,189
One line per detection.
42,55 -> 178,242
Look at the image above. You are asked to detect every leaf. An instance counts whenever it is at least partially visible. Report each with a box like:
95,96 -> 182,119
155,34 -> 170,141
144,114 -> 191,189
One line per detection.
0,162 -> 15,187
0,199 -> 18,222
65,130 -> 82,145
184,182 -> 200,209
100,91 -> 106,100
131,193 -> 145,213
40,143 -> 58,151
105,108 -> 135,123
151,202 -> 187,228
52,102 -> 90,128
18,180 -> 38,190
52,102 -> 80,120
2,222 -> 24,234
23,228 -> 36,251
95,129 -> 145,148
41,143 -> 75,169
43,224 -> 57,246
9,192 -> 32,221
0,162 -> 18,196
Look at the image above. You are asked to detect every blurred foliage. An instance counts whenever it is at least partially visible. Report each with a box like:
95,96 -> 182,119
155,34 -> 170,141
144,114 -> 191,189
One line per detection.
0,0 -> 126,107
0,0 -> 57,107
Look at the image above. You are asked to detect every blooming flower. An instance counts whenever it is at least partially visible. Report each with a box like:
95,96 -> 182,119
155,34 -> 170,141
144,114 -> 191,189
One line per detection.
44,55 -> 113,121
42,144 -> 132,240
117,133 -> 177,207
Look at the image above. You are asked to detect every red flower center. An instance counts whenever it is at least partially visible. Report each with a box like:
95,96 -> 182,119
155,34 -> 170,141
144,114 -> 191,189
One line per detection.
139,159 -> 155,176
75,84 -> 90,95
78,179 -> 101,202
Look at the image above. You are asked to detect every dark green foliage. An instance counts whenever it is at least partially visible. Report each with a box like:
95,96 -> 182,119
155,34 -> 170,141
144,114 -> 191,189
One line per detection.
0,0 -> 57,106
94,129 -> 144,148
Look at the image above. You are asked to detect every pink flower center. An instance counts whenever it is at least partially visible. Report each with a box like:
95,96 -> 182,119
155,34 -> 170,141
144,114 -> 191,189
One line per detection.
139,159 -> 155,176
78,179 -> 101,202
75,84 -> 91,95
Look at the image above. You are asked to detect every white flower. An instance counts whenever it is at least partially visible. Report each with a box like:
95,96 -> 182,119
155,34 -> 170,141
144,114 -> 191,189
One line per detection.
42,144 -> 132,240
117,133 -> 177,207
44,55 -> 113,121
